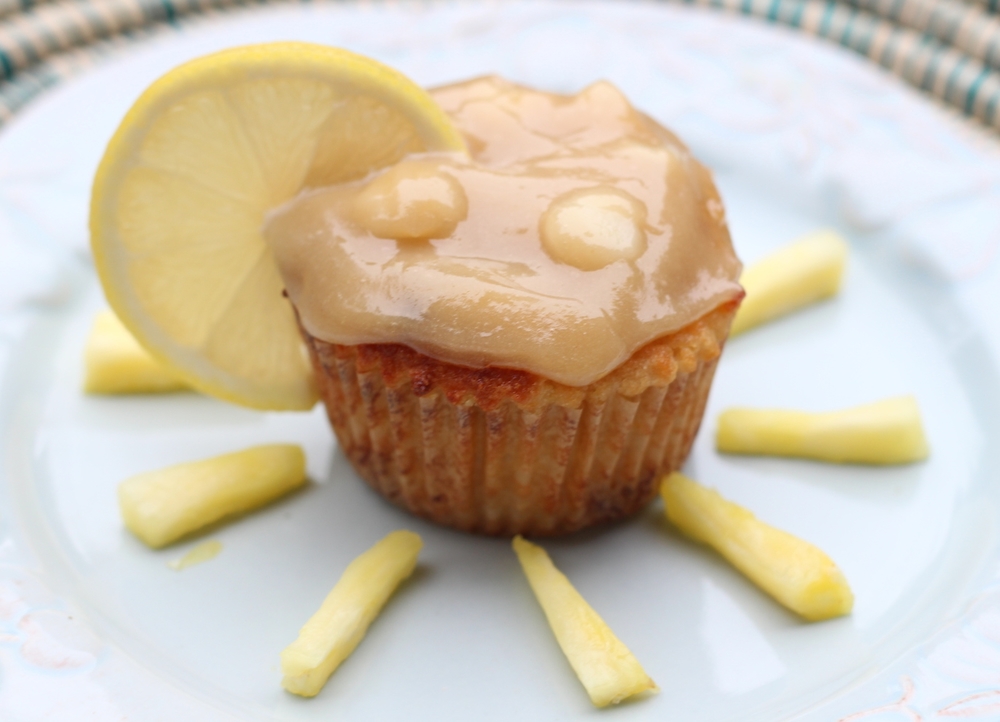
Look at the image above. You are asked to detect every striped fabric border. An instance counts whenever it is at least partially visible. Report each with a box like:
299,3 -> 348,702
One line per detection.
0,0 -> 55,21
0,0 -> 271,81
0,18 -> 165,123
969,0 -> 998,15
681,0 -> 1000,129
843,0 -> 1000,69
0,0 -> 996,133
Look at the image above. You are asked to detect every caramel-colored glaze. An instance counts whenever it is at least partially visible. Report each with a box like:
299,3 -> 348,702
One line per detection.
264,76 -> 742,387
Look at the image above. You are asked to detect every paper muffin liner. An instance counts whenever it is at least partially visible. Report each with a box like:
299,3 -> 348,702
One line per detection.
303,302 -> 737,536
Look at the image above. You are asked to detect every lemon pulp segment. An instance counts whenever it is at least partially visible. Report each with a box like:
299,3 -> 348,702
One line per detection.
91,43 -> 466,410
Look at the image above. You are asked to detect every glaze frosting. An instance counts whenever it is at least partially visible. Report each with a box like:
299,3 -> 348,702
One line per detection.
264,76 -> 742,386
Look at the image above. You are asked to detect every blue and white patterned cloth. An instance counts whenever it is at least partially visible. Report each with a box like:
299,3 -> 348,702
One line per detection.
0,0 -> 997,131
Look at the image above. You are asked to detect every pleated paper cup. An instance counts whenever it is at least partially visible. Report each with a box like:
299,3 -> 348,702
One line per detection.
303,301 -> 738,536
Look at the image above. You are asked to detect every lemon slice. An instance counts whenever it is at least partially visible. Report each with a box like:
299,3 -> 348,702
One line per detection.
90,42 -> 467,410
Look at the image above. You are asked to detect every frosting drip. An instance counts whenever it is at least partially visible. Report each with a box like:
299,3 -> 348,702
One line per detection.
264,76 -> 742,386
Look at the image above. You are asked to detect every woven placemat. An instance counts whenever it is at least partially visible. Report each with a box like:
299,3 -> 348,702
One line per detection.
683,0 -> 1000,129
0,0 -> 996,131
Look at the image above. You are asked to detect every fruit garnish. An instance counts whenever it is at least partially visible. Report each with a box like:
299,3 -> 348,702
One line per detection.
731,229 -> 848,336
118,444 -> 306,548
281,530 -> 423,697
512,536 -> 657,707
90,42 -> 467,410
661,473 -> 853,621
84,310 -> 188,394
716,395 -> 929,464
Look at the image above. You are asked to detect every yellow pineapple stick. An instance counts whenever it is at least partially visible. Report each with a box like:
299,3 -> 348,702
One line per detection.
281,530 -> 423,697
716,396 -> 929,465
118,444 -> 306,548
84,310 -> 189,394
731,229 -> 848,336
512,536 -> 657,707
661,473 -> 853,621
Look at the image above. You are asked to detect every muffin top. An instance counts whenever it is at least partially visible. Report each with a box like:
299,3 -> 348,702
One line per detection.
264,76 -> 742,387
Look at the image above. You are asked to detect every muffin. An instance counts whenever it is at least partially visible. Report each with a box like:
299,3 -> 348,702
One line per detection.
264,77 -> 743,536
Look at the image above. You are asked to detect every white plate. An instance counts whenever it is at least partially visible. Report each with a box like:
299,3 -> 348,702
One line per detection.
3,1 -> 1000,720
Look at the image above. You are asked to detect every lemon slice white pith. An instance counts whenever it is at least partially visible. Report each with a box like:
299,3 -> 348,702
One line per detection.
90,42 -> 467,410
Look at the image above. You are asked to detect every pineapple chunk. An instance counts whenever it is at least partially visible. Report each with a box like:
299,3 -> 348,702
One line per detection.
118,444 -> 306,548
512,536 -> 657,707
281,530 -> 423,697
661,473 -> 853,621
731,230 -> 848,336
716,396 -> 929,465
84,310 -> 189,394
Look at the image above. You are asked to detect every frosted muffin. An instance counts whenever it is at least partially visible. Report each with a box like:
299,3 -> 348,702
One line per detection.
264,77 -> 743,536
